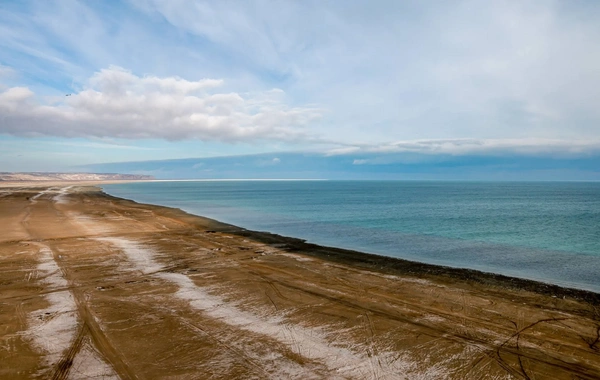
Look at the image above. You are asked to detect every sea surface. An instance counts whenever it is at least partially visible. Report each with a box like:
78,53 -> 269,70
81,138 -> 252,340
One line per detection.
103,181 -> 600,292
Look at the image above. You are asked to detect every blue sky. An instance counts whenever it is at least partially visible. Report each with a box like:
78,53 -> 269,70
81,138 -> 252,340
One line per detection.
1,0 -> 600,179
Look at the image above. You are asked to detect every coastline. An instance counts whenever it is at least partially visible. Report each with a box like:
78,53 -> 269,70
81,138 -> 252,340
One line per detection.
99,185 -> 600,304
100,187 -> 600,304
1,184 -> 599,379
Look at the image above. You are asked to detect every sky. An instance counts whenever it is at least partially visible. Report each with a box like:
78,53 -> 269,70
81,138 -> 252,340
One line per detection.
1,0 -> 600,179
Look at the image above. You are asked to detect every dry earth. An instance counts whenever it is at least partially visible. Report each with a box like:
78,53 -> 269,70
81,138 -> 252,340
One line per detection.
0,185 -> 599,379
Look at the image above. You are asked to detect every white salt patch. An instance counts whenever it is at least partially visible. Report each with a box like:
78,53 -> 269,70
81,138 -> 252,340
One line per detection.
418,315 -> 447,324
66,212 -> 113,235
109,238 -> 453,379
96,237 -> 164,274
382,275 -> 437,287
26,246 -> 78,367
159,271 -> 449,379
67,342 -> 119,380
31,188 -> 57,203
280,253 -> 314,262
54,186 -> 74,204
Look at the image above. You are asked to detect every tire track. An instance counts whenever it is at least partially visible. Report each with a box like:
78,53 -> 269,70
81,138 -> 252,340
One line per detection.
21,188 -> 125,379
52,325 -> 87,380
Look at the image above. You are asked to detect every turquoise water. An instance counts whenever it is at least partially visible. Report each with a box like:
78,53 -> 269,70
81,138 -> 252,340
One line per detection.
103,181 -> 600,292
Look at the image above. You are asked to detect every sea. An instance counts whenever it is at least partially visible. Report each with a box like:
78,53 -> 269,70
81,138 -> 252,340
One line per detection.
103,181 -> 600,293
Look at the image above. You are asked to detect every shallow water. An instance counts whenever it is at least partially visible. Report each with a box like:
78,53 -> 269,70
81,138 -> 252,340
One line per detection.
104,181 -> 600,292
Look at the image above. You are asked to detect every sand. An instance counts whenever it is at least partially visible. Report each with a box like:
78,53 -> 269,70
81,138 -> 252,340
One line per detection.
0,184 -> 599,379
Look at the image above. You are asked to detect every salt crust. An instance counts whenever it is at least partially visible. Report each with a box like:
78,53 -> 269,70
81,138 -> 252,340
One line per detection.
26,246 -> 78,367
99,237 -> 459,379
25,244 -> 117,378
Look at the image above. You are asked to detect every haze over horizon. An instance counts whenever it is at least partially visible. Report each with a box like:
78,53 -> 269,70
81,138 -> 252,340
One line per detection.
2,1 -> 600,179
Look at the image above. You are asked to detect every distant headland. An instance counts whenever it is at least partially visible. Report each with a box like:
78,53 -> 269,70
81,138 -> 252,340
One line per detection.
0,172 -> 154,182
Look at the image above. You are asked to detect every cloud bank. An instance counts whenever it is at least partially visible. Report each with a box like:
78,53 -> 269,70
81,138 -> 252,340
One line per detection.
130,0 -> 600,144
0,66 -> 321,142
328,138 -> 600,157
3,64 -> 600,158
81,151 -> 600,181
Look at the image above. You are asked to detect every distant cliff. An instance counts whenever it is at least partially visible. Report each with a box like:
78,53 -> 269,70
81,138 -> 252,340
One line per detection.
0,172 -> 154,181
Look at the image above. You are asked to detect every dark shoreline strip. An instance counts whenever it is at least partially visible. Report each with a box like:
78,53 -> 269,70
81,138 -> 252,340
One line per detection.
96,188 -> 600,306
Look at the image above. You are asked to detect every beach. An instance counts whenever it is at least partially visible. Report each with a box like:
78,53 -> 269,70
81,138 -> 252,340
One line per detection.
1,184 -> 599,379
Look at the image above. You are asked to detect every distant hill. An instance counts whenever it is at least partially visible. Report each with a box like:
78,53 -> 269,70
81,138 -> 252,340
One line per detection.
80,151 -> 600,181
0,172 -> 154,181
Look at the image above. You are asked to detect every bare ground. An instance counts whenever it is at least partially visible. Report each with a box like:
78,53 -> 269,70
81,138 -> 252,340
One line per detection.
0,185 -> 599,379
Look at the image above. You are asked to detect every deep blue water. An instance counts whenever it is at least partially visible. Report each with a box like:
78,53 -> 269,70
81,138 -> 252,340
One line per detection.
103,181 -> 600,292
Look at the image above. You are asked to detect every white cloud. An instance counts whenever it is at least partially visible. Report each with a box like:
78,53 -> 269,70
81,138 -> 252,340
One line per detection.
325,147 -> 361,156
126,0 -> 600,146
53,140 -> 158,150
0,66 -> 322,142
0,64 -> 16,79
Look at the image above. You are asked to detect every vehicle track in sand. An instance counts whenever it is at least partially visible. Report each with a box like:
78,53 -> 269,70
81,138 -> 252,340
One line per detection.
18,188 -> 126,380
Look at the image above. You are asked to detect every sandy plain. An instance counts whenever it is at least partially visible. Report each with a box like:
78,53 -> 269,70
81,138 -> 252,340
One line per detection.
0,184 -> 599,379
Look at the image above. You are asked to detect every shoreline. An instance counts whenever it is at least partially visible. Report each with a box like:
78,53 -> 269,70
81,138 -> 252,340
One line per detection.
2,184 -> 600,379
99,187 -> 600,304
